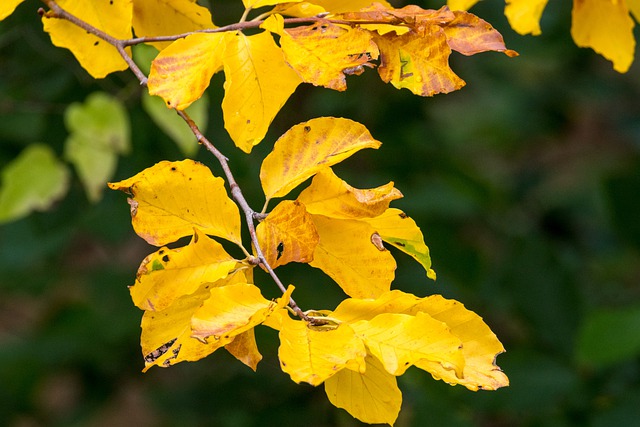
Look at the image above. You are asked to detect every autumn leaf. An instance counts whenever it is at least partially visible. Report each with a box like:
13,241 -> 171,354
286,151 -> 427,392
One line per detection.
130,229 -> 239,312
108,160 -> 242,246
132,0 -> 214,50
148,32 -> 226,110
222,31 -> 302,152
224,329 -> 262,371
444,10 -> 518,56
375,25 -> 465,96
324,355 -> 401,426
256,200 -> 319,269
363,208 -> 436,280
408,294 -> 509,390
243,0 -> 302,9
0,0 -> 24,20
309,215 -> 396,298
259,13 -> 285,35
504,0 -> 549,36
447,0 -> 479,11
270,2 -> 326,18
331,290 -> 508,391
190,284 -> 294,342
309,0 -> 391,14
260,117 -> 381,200
140,282 -> 230,371
278,315 -> 367,385
297,168 -> 402,219
280,23 -> 379,91
571,0 -> 636,73
42,0 -> 132,78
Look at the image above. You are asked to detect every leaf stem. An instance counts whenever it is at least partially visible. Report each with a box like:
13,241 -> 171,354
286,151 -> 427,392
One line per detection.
39,0 -> 311,322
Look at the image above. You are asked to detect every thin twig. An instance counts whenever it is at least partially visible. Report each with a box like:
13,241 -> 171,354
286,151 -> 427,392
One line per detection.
40,0 -> 312,322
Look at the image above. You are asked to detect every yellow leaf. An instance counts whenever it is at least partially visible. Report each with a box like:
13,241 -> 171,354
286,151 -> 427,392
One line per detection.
444,10 -> 518,56
270,2 -> 326,17
281,23 -> 379,91
375,26 -> 465,96
309,215 -> 396,298
140,283 -> 229,371
0,0 -> 24,20
190,284 -> 294,342
256,200 -> 319,268
350,312 -> 464,376
324,355 -> 401,425
571,0 -> 636,73
629,0 -> 640,21
259,13 -> 285,35
362,208 -> 436,280
297,168 -> 402,219
243,0 -> 302,9
224,329 -> 262,371
132,0 -> 214,50
222,31 -> 302,153
407,295 -> 509,390
260,117 -> 381,200
42,0 -> 132,78
148,33 -> 226,110
308,0 -> 391,13
331,290 -> 509,391
278,316 -> 367,385
108,160 -> 242,246
131,229 -> 238,311
504,0 -> 549,36
447,0 -> 480,10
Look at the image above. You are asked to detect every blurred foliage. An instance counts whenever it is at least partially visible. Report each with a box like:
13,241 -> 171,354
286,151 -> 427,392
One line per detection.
1,0 -> 640,426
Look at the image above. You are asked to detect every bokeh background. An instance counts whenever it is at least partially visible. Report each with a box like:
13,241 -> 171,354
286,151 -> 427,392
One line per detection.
2,1 -> 640,426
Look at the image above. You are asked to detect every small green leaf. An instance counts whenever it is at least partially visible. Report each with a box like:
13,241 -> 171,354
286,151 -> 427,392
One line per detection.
0,144 -> 70,223
64,92 -> 130,202
576,305 -> 640,368
142,91 -> 208,157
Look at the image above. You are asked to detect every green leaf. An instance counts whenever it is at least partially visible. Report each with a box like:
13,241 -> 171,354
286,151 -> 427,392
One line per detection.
142,91 -> 208,157
576,305 -> 640,368
64,92 -> 130,202
0,144 -> 70,223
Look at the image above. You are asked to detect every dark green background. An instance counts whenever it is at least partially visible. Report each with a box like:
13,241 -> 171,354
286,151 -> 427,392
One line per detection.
2,1 -> 640,426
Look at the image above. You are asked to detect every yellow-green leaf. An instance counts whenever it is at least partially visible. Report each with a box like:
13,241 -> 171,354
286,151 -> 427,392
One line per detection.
260,117 -> 381,200
148,32 -> 226,110
132,0 -> 214,50
324,355 -> 401,426
309,215 -> 396,298
0,0 -> 25,20
571,0 -> 636,73
363,208 -> 436,280
222,31 -> 302,153
108,160 -> 242,246
297,168 -> 402,219
191,284 -> 293,342
224,329 -> 262,371
375,26 -> 465,96
131,229 -> 238,311
407,295 -> 509,390
0,144 -> 69,224
42,0 -> 132,78
504,0 -> 549,36
350,312 -> 464,376
281,23 -> 378,91
256,200 -> 319,269
444,10 -> 518,56
278,316 -> 367,385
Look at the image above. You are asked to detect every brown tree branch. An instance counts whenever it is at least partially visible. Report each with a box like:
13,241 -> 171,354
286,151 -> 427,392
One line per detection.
39,0 -> 313,322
